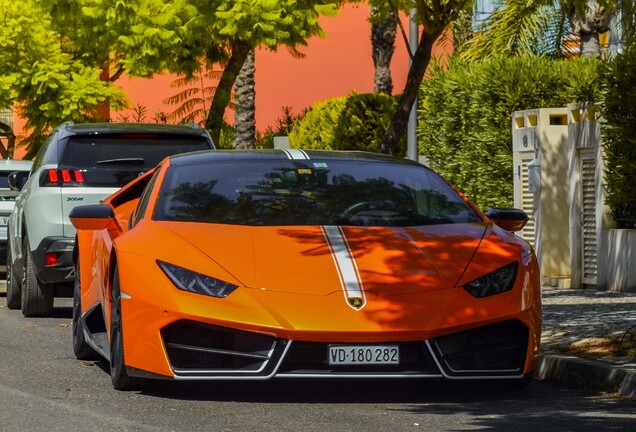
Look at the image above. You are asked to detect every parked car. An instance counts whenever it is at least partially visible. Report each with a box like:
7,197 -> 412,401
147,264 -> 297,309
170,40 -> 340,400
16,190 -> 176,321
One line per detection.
70,149 -> 540,390
0,159 -> 33,272
6,122 -> 215,316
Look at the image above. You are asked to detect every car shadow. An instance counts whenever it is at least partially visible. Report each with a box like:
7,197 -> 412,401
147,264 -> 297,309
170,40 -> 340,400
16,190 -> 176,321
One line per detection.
51,306 -> 72,319
87,359 -> 535,403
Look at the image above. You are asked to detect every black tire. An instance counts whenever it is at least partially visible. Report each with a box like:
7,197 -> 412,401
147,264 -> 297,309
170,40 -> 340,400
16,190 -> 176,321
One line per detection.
5,245 -> 21,309
21,236 -> 54,317
110,264 -> 136,390
72,256 -> 99,360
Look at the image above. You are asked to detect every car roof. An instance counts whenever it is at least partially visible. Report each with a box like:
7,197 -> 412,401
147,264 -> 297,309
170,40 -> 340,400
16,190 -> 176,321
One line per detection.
59,122 -> 208,137
0,159 -> 33,170
168,149 -> 425,168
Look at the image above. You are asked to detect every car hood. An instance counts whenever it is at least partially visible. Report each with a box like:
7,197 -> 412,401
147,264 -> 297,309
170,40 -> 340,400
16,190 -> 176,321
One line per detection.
160,222 -> 489,296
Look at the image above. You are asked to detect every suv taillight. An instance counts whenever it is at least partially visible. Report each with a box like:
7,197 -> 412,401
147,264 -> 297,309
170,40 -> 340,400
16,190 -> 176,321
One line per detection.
40,169 -> 85,187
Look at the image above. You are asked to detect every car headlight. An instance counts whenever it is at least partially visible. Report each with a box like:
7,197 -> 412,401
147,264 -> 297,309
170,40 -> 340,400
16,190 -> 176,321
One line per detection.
157,260 -> 238,298
463,262 -> 518,298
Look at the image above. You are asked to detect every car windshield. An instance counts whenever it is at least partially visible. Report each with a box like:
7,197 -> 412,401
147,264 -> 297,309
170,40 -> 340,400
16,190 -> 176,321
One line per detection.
153,159 -> 482,227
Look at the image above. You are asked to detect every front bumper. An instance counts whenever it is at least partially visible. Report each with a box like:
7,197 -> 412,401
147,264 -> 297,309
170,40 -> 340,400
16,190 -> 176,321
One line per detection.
156,319 -> 530,381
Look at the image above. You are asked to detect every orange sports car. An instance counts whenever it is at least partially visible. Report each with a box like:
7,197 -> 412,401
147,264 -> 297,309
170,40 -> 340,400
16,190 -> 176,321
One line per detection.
70,149 -> 541,390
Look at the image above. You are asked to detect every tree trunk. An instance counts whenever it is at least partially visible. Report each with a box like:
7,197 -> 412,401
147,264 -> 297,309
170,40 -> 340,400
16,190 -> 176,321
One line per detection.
0,121 -> 15,159
567,0 -> 612,58
379,33 -> 435,155
97,65 -> 111,121
580,31 -> 602,58
452,9 -> 473,53
233,49 -> 256,149
371,8 -> 398,95
205,40 -> 252,146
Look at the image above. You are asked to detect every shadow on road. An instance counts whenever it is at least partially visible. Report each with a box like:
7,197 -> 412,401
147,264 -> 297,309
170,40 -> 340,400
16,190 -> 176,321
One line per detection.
137,376 -> 533,403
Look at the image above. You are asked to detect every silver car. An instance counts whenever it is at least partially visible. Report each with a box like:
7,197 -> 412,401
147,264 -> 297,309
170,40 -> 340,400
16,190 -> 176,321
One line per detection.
0,159 -> 33,272
6,122 -> 215,317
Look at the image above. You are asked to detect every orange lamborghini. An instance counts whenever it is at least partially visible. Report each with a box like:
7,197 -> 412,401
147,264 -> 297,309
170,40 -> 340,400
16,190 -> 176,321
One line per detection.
70,149 -> 541,390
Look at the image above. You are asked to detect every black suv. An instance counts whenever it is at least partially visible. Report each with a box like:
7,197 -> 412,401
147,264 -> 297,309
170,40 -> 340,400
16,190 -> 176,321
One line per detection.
6,122 -> 215,317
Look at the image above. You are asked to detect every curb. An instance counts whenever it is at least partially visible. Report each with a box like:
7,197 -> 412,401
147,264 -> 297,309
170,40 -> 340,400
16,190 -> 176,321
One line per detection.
537,354 -> 636,399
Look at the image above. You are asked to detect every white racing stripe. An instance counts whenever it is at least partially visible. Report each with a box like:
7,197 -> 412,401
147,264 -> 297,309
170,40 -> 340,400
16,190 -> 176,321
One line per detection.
282,149 -> 310,160
321,225 -> 366,310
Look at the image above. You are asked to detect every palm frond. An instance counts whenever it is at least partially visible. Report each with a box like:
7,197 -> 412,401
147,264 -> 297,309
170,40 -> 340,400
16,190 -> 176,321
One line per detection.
162,88 -> 201,105
462,0 -> 573,61
163,65 -> 226,124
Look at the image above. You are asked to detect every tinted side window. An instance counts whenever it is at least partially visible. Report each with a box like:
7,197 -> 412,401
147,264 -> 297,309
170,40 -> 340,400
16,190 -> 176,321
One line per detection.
133,169 -> 161,226
0,171 -> 11,189
31,131 -> 58,173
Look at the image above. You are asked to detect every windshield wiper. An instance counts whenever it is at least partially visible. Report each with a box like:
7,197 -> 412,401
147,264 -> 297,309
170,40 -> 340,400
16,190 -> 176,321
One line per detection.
96,158 -> 145,166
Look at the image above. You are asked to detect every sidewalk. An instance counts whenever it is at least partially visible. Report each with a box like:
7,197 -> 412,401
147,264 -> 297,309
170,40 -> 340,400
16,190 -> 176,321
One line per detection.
537,286 -> 636,398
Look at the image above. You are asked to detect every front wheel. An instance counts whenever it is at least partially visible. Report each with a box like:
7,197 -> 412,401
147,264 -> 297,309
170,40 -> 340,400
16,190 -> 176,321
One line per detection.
5,245 -> 21,309
21,236 -> 54,317
110,264 -> 137,390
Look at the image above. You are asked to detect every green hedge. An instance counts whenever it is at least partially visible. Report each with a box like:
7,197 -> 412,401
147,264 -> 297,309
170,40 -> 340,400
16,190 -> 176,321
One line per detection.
600,46 -> 636,228
289,92 -> 405,155
418,55 -> 601,209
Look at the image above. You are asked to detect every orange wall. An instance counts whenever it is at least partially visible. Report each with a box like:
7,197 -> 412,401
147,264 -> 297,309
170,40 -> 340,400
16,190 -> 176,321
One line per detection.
116,4 -> 451,132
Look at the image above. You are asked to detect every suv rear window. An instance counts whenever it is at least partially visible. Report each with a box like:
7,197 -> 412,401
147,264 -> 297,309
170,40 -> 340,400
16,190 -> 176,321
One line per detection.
0,171 -> 12,189
61,135 -> 209,168
58,135 -> 211,188
153,159 -> 482,227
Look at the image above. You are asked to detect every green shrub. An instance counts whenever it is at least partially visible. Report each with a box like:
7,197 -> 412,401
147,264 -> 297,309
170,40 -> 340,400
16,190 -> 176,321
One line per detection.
289,92 -> 405,155
289,96 -> 346,150
214,121 -> 236,149
419,55 -> 601,209
600,46 -> 636,228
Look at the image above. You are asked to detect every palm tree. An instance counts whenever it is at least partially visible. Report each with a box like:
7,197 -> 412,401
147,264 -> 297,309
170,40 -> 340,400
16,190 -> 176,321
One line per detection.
618,0 -> 635,47
461,0 -> 617,60
233,49 -> 256,149
452,8 -> 474,53
371,6 -> 398,95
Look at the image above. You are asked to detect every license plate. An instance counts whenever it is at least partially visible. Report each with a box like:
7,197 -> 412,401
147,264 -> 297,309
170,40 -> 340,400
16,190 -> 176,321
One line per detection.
328,345 -> 399,365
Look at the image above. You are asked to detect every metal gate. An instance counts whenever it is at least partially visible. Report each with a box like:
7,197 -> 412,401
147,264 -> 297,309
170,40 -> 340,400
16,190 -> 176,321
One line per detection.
516,152 -> 537,247
579,149 -> 598,285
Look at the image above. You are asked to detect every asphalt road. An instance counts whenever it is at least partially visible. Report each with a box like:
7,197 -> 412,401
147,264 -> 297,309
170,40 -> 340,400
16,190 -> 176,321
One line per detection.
1,285 -> 634,432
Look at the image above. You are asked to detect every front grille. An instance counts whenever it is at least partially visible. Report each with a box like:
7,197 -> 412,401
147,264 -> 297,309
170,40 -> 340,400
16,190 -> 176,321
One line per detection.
277,341 -> 439,375
430,320 -> 528,376
161,320 -> 280,375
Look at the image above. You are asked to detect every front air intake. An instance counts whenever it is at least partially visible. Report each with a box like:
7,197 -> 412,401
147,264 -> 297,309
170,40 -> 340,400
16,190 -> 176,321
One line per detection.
430,320 -> 528,377
160,320 -> 281,375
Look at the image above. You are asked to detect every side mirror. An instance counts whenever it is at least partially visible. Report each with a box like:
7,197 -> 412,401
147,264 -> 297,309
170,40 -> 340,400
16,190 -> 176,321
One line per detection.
69,204 -> 122,237
485,207 -> 529,232
8,171 -> 30,191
